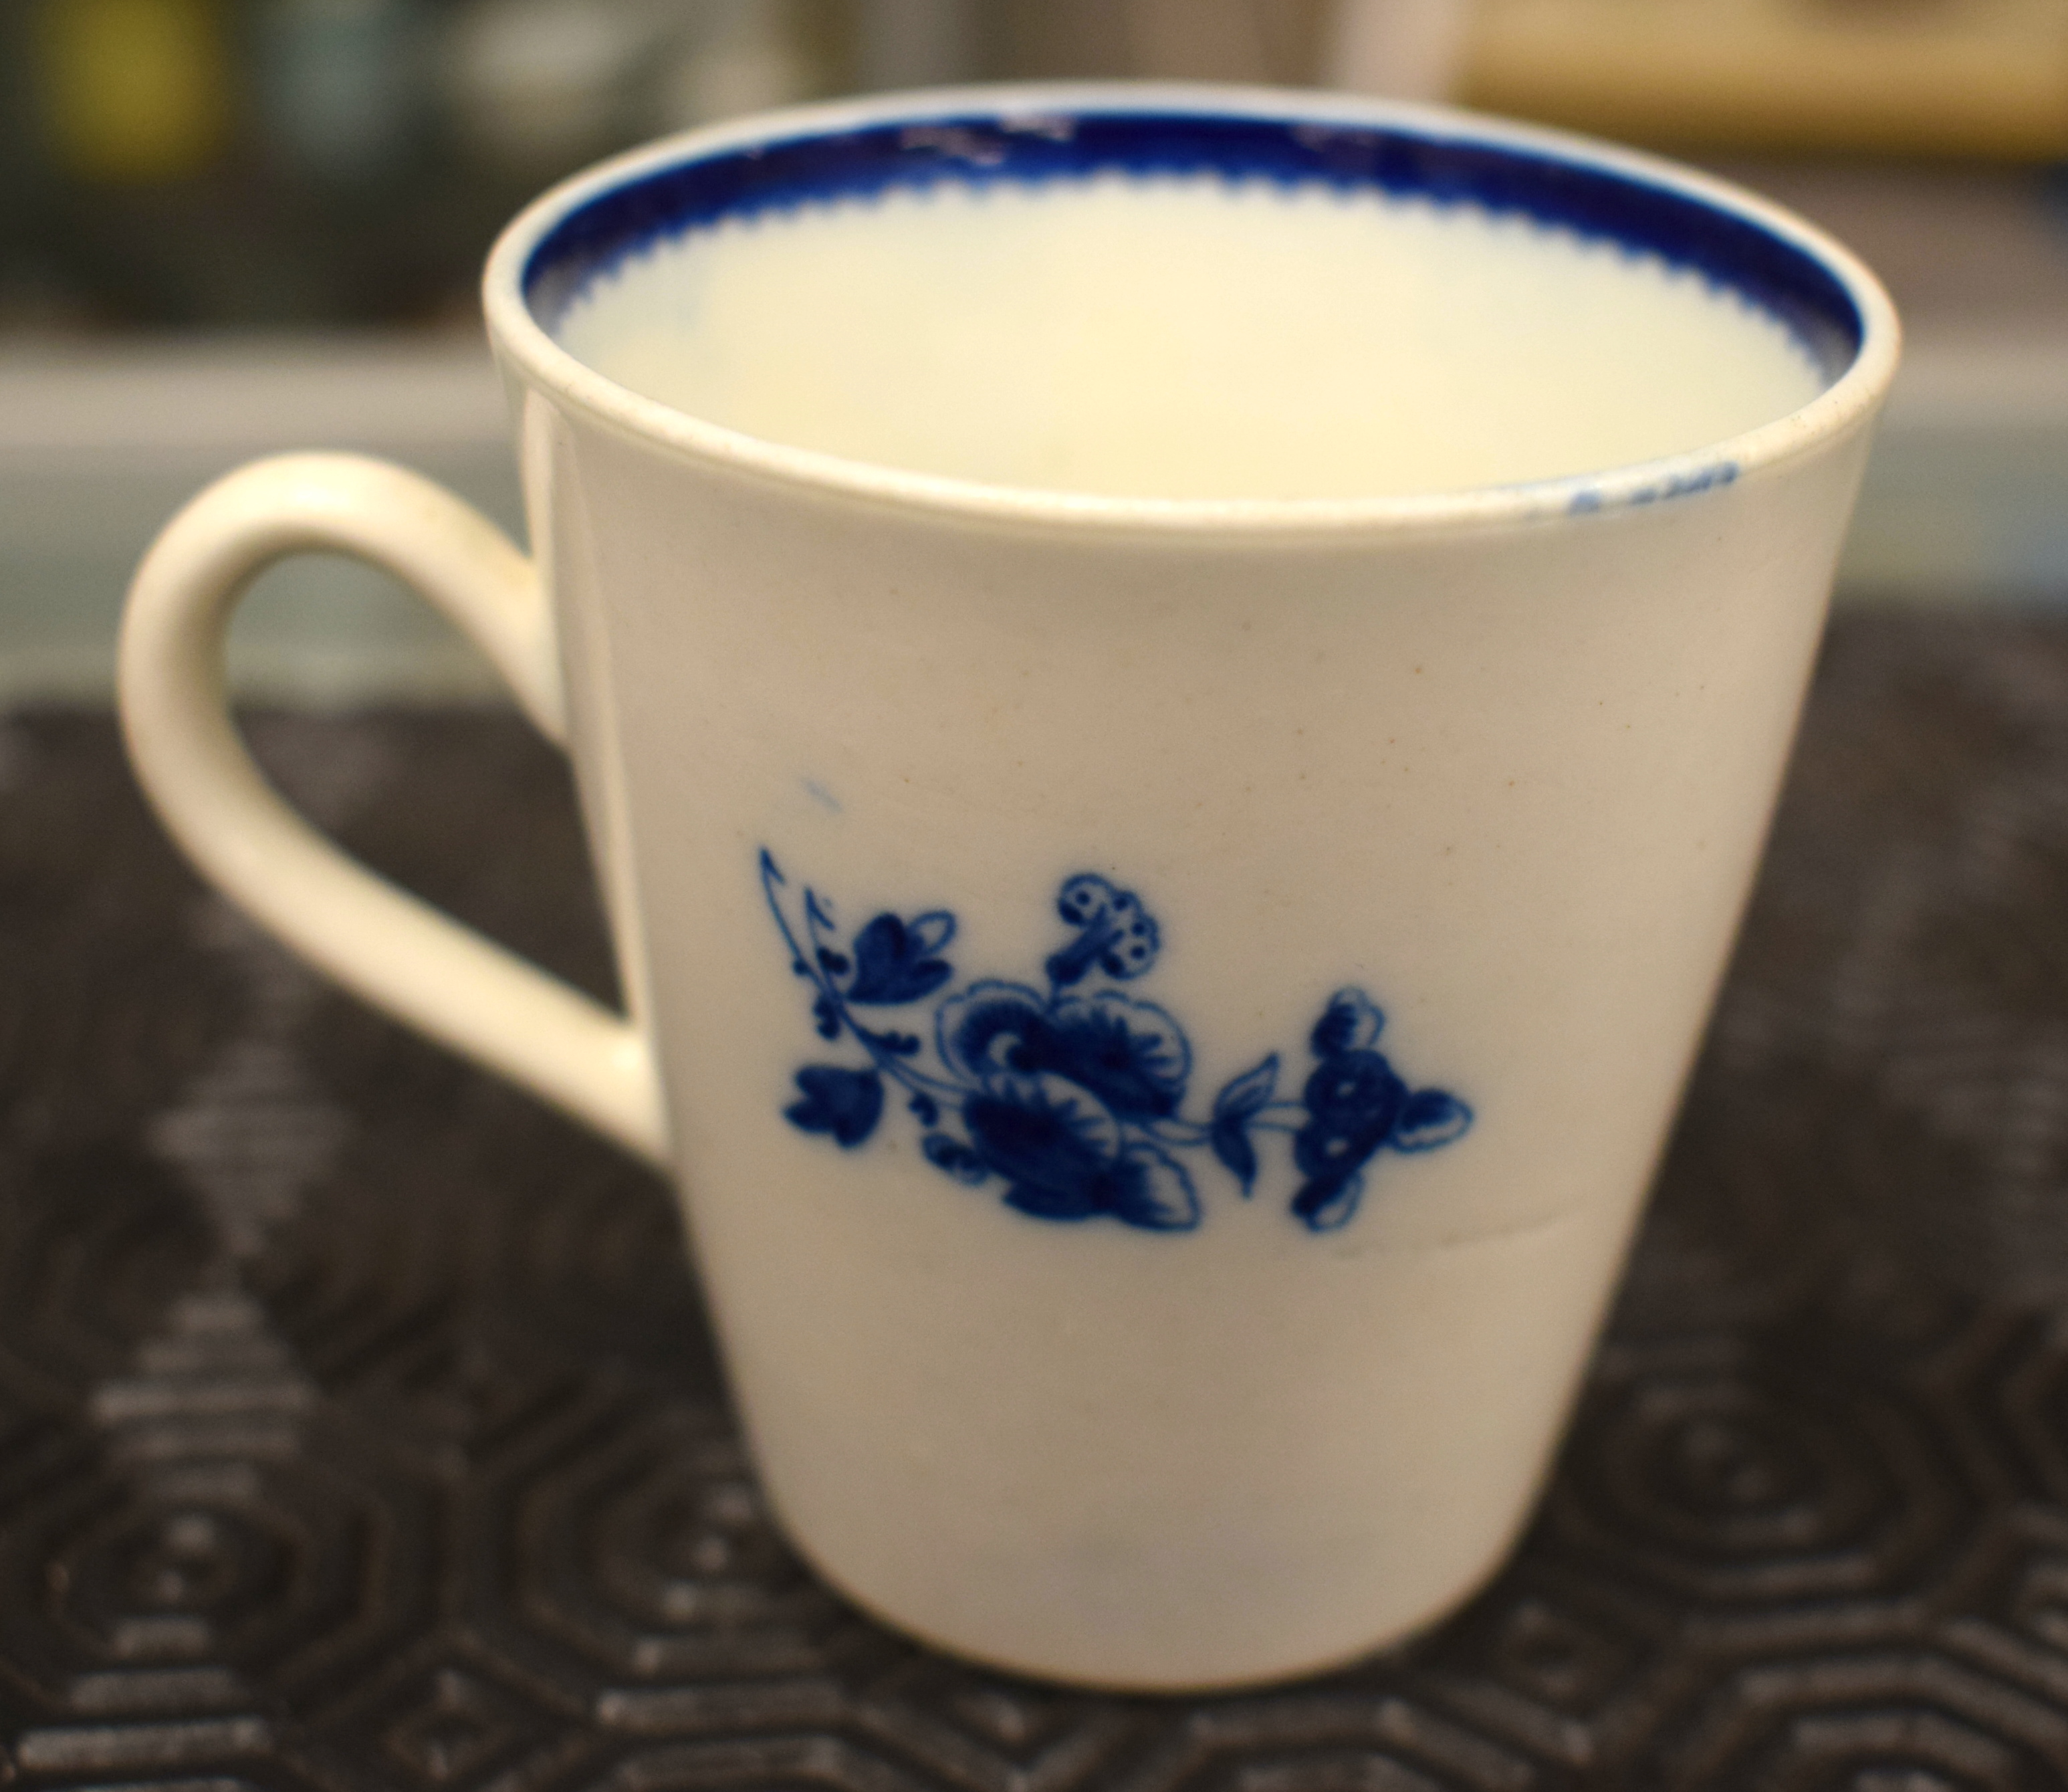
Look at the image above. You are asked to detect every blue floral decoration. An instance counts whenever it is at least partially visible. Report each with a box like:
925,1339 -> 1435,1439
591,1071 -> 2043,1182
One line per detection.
762,851 -> 1472,1234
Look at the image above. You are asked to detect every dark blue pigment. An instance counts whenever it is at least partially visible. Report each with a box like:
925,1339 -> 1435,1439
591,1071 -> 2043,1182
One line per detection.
762,850 -> 1472,1235
525,108 -> 1863,382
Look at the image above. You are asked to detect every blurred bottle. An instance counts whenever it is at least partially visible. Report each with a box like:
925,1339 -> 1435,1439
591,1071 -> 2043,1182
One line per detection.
24,0 -> 471,326
445,0 -> 841,171
0,6 -> 72,327
445,0 -> 672,179
651,0 -> 832,132
1323,0 -> 1473,102
246,0 -> 457,321
39,0 -> 235,183
30,0 -> 247,323
4,0 -> 1005,332
253,0 -> 431,191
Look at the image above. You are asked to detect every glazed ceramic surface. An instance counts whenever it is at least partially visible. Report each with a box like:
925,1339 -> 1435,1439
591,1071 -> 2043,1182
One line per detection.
119,84 -> 1898,1691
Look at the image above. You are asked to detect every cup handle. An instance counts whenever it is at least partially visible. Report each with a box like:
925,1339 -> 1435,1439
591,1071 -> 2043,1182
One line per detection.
118,451 -> 669,1169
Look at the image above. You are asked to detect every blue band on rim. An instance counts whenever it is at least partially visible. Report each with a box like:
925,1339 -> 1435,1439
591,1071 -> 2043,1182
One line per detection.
523,107 -> 1863,380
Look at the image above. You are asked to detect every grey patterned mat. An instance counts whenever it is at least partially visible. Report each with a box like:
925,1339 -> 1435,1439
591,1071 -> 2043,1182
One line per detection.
8,612 -> 2068,1791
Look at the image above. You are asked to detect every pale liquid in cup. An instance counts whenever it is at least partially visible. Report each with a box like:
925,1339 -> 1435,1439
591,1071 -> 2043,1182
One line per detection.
554,171 -> 1828,499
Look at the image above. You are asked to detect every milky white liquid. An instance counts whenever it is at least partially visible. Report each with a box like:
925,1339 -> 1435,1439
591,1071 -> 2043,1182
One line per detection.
555,172 -> 1828,500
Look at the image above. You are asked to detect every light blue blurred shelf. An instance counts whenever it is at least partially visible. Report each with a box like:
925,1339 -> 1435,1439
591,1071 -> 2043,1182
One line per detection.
1840,334 -> 2068,602
0,336 -> 522,705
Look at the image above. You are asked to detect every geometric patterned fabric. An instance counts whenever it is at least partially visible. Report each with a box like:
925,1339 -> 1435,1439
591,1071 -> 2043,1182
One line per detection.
7,612 -> 2068,1790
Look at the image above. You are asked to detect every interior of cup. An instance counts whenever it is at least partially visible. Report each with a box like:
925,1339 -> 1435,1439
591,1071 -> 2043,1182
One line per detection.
515,102 -> 1878,504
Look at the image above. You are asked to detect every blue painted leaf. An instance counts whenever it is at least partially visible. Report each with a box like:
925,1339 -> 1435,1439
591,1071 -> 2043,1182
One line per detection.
812,995 -> 841,1040
909,1093 -> 940,1126
846,912 -> 955,1005
817,947 -> 850,976
1210,1113 -> 1259,1194
1112,1144 -> 1201,1231
1213,1052 -> 1279,1120
1210,1052 -> 1274,1190
1292,1169 -> 1365,1231
1311,988 -> 1385,1057
923,1131 -> 990,1184
785,1067 -> 884,1147
905,911 -> 955,956
1004,1180 -> 1102,1221
1393,1089 -> 1472,1151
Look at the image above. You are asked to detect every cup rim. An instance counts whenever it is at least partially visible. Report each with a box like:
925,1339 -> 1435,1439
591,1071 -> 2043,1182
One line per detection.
483,80 -> 1901,536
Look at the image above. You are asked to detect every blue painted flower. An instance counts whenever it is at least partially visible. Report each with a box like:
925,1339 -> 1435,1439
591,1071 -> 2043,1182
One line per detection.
937,981 -> 1190,1119
786,1065 -> 885,1147
764,852 -> 1472,1237
1291,988 -> 1472,1230
1311,986 -> 1385,1057
844,909 -> 955,1004
1047,875 -> 1160,986
1294,1051 -> 1407,1188
959,1073 -> 1199,1230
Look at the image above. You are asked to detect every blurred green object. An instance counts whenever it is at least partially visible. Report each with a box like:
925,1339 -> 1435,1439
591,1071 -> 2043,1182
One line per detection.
7,0 -> 874,327
38,0 -> 235,183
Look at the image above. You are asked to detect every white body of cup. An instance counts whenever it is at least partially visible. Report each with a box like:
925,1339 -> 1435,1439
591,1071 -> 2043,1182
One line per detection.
120,84 -> 1899,1691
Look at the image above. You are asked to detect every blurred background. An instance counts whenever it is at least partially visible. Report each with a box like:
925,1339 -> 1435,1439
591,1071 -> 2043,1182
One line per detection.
2,0 -> 2065,701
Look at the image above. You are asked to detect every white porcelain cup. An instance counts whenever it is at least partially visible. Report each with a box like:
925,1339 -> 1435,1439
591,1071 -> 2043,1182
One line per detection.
120,84 -> 1899,1691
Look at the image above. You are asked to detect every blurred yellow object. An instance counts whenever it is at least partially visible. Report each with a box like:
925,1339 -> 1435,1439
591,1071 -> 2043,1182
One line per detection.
39,0 -> 234,182
1462,0 -> 2068,158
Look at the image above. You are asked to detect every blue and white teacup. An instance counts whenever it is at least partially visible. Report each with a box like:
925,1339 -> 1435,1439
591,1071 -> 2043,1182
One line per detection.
122,82 -> 1898,1690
